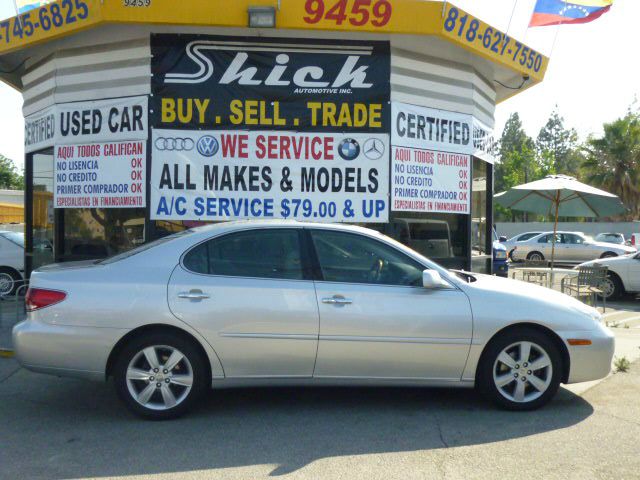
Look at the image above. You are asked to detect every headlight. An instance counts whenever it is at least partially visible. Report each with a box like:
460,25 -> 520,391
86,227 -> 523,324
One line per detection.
495,251 -> 507,260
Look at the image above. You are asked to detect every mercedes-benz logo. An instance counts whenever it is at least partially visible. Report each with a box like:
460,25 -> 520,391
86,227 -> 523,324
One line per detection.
154,137 -> 195,151
363,138 -> 385,160
338,138 -> 360,161
197,135 -> 219,157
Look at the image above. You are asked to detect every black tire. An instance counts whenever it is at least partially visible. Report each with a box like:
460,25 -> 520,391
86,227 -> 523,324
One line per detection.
599,272 -> 623,300
0,268 -> 22,297
526,252 -> 545,262
600,252 -> 618,259
113,332 -> 208,420
477,328 -> 562,411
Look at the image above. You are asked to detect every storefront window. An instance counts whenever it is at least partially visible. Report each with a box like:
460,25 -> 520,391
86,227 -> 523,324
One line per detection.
31,149 -> 55,271
60,209 -> 146,261
471,158 -> 491,274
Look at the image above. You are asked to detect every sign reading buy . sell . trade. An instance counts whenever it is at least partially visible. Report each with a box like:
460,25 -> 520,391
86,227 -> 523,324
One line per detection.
150,35 -> 390,222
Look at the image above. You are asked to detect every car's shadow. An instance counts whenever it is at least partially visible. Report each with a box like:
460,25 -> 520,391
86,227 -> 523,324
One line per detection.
1,371 -> 594,478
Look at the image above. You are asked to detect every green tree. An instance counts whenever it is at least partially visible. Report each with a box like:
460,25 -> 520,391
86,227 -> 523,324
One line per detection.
582,108 -> 640,220
536,108 -> 582,176
0,154 -> 23,189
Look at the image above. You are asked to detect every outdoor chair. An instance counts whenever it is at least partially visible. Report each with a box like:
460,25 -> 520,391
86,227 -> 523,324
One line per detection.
521,259 -> 551,286
563,265 -> 609,312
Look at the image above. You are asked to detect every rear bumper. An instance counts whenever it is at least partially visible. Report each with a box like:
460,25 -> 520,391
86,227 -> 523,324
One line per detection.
561,323 -> 615,384
12,318 -> 129,381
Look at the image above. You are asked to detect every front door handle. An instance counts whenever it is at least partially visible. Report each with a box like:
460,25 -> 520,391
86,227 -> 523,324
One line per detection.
322,295 -> 353,306
178,290 -> 210,301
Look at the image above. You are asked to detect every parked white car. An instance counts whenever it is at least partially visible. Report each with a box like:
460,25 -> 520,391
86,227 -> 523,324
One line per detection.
0,231 -> 25,296
511,231 -> 636,264
579,252 -> 640,299
13,221 -> 614,419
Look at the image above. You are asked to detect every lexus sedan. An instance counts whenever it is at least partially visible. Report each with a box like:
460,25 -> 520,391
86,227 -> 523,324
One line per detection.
13,221 -> 614,419
511,231 -> 636,264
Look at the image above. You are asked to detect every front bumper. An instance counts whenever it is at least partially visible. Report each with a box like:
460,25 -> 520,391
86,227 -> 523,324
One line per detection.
12,318 -> 129,381
493,261 -> 509,278
562,323 -> 615,384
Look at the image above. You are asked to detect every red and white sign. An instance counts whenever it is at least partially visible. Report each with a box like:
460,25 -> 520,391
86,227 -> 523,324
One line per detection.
54,141 -> 146,209
391,146 -> 470,214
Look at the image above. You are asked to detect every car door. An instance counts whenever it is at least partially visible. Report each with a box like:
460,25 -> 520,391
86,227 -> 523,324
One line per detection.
308,228 -> 473,381
559,233 -> 579,262
168,228 -> 320,378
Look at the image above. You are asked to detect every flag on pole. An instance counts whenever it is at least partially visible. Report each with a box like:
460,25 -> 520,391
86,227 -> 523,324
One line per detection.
14,0 -> 55,15
529,0 -> 613,27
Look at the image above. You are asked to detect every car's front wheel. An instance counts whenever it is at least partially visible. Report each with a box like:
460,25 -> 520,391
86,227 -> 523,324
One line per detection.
114,332 -> 208,419
478,328 -> 562,410
599,272 -> 623,300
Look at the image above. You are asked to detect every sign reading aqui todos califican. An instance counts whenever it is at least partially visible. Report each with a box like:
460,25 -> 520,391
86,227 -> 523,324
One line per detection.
392,102 -> 471,215
150,34 -> 390,222
51,96 -> 148,209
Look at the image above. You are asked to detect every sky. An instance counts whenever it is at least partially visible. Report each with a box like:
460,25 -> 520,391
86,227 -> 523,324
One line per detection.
0,0 -> 638,172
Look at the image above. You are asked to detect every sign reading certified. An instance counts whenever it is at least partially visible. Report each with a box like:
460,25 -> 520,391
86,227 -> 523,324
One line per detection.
151,130 -> 388,222
54,141 -> 146,209
392,103 -> 471,215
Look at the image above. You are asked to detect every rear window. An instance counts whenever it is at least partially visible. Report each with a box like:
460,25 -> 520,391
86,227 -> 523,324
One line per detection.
99,229 -> 195,265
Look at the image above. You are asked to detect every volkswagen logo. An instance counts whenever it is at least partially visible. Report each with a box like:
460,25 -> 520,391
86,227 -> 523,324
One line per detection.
154,137 -> 194,151
338,138 -> 360,161
197,135 -> 219,157
363,138 -> 385,160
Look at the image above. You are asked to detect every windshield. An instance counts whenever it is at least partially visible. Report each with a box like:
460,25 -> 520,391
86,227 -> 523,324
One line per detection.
1,232 -> 24,247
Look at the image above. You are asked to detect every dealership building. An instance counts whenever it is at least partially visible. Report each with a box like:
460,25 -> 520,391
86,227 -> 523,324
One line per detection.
0,0 -> 548,277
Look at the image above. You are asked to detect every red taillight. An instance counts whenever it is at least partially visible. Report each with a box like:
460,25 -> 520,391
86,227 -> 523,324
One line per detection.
26,288 -> 67,312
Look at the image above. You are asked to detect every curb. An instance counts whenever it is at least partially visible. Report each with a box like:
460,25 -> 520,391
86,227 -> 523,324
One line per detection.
0,349 -> 15,358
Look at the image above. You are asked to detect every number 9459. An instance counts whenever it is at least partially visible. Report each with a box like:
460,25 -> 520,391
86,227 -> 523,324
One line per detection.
303,0 -> 392,28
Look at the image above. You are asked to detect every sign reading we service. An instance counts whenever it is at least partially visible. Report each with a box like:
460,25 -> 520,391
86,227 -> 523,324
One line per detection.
392,102 -> 471,215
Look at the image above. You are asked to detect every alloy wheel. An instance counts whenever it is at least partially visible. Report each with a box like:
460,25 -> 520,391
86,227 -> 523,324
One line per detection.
0,273 -> 14,296
492,341 -> 553,403
600,277 -> 615,299
126,345 -> 194,411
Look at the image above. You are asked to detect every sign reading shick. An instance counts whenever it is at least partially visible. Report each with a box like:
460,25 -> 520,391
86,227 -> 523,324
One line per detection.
151,35 -> 390,222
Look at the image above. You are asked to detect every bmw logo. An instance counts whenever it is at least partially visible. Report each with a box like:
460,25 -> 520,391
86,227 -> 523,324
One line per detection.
197,135 -> 219,157
338,138 -> 360,161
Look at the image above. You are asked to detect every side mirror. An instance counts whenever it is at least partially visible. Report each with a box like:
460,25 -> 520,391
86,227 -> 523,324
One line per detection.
499,236 -> 507,243
423,270 -> 447,289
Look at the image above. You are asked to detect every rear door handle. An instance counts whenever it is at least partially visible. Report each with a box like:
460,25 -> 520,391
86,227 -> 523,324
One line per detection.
178,290 -> 210,301
322,295 -> 352,306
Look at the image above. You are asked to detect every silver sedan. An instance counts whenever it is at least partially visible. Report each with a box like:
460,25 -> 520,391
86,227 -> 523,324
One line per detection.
13,221 -> 614,419
510,231 -> 636,264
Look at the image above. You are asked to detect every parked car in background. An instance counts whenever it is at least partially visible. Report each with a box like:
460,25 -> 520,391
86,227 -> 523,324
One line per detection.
578,252 -> 640,300
500,232 -> 543,261
595,233 -> 625,245
510,231 -> 637,264
0,231 -> 25,296
14,221 -> 614,419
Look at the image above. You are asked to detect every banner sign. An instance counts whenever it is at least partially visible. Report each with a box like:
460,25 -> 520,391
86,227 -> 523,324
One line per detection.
472,118 -> 498,164
392,102 -> 471,215
150,129 -> 388,222
54,141 -> 146,209
151,34 -> 390,133
25,96 -> 148,152
151,35 -> 390,222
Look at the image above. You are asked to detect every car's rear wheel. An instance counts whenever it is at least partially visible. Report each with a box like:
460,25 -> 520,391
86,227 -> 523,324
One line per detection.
478,328 -> 562,410
526,252 -> 545,262
599,272 -> 623,300
114,333 -> 208,419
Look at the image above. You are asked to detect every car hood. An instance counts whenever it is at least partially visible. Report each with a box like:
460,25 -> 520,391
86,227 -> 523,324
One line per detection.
456,273 -> 599,332
580,253 -> 637,267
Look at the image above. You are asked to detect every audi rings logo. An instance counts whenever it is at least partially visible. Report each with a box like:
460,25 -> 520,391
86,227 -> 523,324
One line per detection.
155,137 -> 194,151
197,135 -> 220,157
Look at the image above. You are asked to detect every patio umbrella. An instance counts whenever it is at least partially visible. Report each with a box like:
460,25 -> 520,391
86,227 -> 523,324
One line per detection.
494,175 -> 626,281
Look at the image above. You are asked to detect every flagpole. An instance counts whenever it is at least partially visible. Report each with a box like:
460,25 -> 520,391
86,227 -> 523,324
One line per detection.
11,0 -> 24,30
548,0 -> 566,58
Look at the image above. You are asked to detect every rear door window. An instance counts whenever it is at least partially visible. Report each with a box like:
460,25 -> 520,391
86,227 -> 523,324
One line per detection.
183,229 -> 305,280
